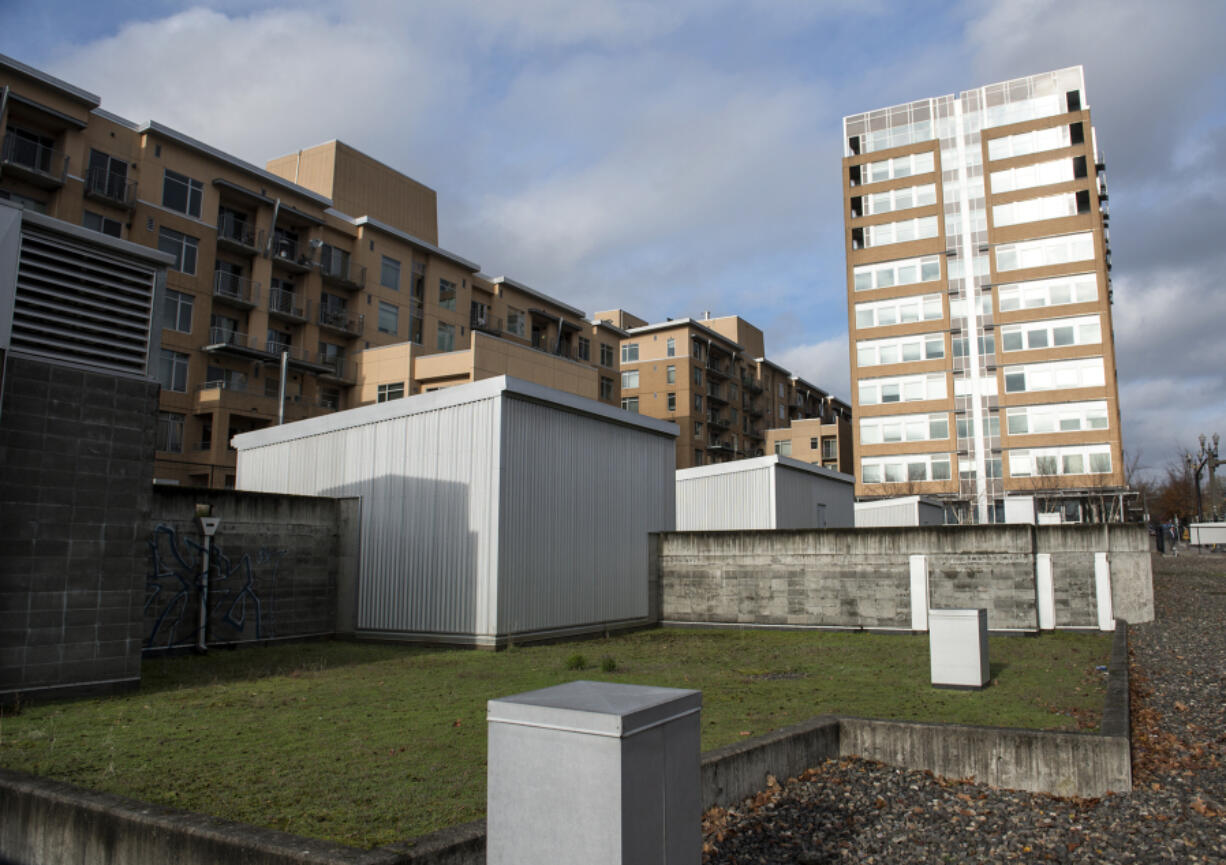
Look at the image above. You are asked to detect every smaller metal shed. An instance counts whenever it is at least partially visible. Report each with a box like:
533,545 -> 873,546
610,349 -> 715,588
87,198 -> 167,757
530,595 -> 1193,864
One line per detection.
232,376 -> 678,647
675,455 -> 854,530
854,495 -> 946,527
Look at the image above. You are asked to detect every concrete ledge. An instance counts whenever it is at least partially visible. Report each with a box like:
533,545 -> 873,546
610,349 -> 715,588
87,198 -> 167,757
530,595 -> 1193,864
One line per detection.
700,715 -> 841,808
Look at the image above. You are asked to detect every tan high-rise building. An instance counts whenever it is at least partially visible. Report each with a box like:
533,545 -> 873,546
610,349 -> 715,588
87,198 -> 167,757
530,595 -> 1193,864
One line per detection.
0,54 -> 619,487
843,67 -> 1124,523
595,310 -> 852,471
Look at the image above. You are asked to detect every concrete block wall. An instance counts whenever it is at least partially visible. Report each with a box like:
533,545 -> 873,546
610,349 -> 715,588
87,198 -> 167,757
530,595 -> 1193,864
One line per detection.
657,524 -> 1153,632
1,356 -> 159,702
145,488 -> 358,650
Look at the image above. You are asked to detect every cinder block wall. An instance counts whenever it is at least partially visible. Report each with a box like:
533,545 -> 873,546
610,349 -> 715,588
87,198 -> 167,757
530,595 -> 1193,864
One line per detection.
144,488 -> 358,650
657,524 -> 1153,631
0,357 -> 159,702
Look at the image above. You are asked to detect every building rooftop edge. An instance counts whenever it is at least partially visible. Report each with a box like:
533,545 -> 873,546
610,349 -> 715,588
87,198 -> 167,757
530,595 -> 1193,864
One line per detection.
489,276 -> 585,319
349,216 -> 479,272
0,52 -> 100,107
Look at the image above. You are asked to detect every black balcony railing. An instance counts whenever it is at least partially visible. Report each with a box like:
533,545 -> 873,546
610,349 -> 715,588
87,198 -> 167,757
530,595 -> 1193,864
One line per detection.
268,287 -> 306,320
319,254 -> 366,289
84,165 -> 136,207
218,213 -> 258,249
213,272 -> 259,306
318,307 -> 362,336
1,131 -> 68,186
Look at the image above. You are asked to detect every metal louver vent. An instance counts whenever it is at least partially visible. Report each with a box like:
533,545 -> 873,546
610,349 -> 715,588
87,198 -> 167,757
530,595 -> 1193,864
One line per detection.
12,226 -> 158,376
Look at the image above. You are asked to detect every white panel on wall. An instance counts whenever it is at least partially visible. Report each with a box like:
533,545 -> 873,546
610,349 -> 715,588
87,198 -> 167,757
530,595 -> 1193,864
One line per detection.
1035,553 -> 1055,629
1094,551 -> 1114,631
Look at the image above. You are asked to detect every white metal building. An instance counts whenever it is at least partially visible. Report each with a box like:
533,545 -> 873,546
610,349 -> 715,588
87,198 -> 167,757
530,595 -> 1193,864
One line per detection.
674,455 -> 854,530
233,377 -> 678,646
854,495 -> 946,527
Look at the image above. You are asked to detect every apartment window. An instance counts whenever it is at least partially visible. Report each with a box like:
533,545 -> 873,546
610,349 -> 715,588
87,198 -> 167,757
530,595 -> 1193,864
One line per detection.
666,337 -> 675,357
854,294 -> 943,329
506,307 -> 526,338
1003,358 -> 1105,394
1000,315 -> 1101,352
381,256 -> 400,290
774,440 -> 792,457
158,227 -> 198,275
377,383 -> 405,402
597,342 -> 615,367
861,183 -> 938,217
822,439 -> 838,460
694,369 -> 703,386
860,150 -> 936,183
378,301 -> 399,335
666,364 -> 676,384
82,210 -> 122,238
778,404 -> 786,420
162,289 -> 193,333
621,370 -> 639,389
599,376 -> 614,400
694,394 -> 703,411
210,313 -> 240,343
438,322 -> 456,352
621,396 -> 639,413
156,411 -> 184,453
987,124 -> 1072,161
694,450 -> 704,466
694,422 -> 703,439
860,412 -> 949,444
995,232 -> 1094,273
622,343 -> 639,363
1006,401 -> 1109,436
853,254 -> 941,292
858,373 -> 947,406
439,279 -> 456,311
664,392 -> 675,412
575,336 -> 591,361
157,349 -> 189,393
860,453 -> 952,485
998,273 -> 1098,311
856,332 -> 945,367
993,193 -> 1079,228
777,383 -> 785,397
809,437 -> 820,450
1009,445 -> 1113,478
320,387 -> 340,410
162,169 -> 203,217
990,158 -> 1075,194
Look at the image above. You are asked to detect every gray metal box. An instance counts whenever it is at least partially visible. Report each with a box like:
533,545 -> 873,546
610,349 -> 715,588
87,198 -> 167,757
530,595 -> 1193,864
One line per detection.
928,608 -> 990,689
487,680 -> 702,865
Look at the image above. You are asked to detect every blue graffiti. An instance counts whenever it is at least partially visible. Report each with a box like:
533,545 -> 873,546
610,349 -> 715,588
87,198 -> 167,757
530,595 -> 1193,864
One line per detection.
144,523 -> 287,649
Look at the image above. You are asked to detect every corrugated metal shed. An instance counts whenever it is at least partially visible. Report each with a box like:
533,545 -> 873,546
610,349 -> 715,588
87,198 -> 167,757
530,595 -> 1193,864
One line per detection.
233,376 -> 677,646
854,495 -> 946,527
674,456 -> 854,530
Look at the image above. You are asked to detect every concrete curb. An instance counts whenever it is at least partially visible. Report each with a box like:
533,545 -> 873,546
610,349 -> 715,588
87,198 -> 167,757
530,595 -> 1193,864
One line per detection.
0,625 -> 1132,865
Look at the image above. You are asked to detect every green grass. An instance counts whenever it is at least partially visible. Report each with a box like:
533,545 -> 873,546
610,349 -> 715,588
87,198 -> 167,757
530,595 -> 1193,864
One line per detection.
0,628 -> 1110,848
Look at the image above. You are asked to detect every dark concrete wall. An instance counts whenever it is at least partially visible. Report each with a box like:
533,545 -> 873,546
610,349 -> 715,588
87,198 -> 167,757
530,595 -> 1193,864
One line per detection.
0,356 -> 159,702
657,524 -> 1153,631
144,487 -> 358,651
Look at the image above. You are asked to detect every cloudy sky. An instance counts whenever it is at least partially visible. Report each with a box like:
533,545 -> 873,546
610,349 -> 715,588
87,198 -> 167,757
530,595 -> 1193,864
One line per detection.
3,0 -> 1223,479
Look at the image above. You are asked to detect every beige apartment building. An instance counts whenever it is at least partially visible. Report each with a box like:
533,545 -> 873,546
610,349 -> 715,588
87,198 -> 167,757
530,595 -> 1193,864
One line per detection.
596,310 -> 851,471
0,55 -> 619,487
843,67 -> 1124,523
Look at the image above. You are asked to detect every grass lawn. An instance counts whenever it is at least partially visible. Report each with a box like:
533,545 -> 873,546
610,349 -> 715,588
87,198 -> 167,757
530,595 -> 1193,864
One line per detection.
0,628 -> 1110,848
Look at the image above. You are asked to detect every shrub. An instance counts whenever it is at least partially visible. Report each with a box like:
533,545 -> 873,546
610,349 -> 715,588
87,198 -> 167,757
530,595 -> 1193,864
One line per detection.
565,653 -> 587,671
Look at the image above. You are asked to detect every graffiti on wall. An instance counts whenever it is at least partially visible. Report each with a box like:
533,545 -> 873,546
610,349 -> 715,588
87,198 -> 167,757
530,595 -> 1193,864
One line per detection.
144,524 -> 287,649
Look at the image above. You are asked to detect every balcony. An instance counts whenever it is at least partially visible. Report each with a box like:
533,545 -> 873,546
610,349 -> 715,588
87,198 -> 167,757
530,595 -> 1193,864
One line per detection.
317,355 -> 354,383
268,287 -> 308,323
217,213 -> 260,255
83,165 -> 136,208
318,307 -> 363,338
213,272 -> 260,309
270,234 -> 314,272
1,131 -> 68,189
202,327 -> 268,361
318,256 -> 366,291
707,415 -> 731,431
742,377 -> 764,394
708,440 -> 735,454
706,359 -> 731,379
706,387 -> 729,405
471,312 -> 503,336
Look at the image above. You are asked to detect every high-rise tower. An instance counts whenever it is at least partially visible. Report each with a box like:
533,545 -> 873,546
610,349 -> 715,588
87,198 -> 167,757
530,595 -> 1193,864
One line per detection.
842,67 -> 1123,523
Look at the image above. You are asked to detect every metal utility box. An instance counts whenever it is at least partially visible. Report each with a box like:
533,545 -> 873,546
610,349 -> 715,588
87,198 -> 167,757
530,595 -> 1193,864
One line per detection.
487,681 -> 701,865
928,608 -> 990,689
233,376 -> 678,646
675,455 -> 854,530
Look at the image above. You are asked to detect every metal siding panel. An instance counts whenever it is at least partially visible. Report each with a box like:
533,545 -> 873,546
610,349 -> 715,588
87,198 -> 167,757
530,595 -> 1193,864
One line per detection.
675,468 -> 773,530
234,396 -> 501,637
498,397 -> 675,635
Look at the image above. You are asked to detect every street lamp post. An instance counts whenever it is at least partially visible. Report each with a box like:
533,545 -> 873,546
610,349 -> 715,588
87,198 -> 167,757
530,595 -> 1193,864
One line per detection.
1185,433 -> 1220,523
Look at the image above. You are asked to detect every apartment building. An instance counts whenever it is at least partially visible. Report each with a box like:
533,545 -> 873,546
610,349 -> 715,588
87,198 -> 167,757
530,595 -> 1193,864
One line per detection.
597,310 -> 851,471
843,67 -> 1124,523
0,54 -> 618,487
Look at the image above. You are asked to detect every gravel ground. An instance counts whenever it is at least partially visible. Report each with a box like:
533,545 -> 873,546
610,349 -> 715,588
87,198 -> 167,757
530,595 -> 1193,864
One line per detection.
703,552 -> 1226,864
